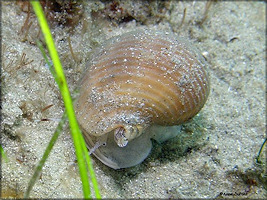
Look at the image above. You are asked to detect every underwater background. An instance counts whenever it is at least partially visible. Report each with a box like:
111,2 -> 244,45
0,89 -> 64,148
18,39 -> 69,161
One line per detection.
1,1 -> 266,198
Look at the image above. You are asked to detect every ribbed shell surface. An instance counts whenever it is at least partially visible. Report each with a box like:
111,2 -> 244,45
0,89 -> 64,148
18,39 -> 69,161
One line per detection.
75,30 -> 210,137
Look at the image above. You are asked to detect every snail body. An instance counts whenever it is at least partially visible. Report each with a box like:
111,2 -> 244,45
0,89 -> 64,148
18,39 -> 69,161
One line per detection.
75,30 -> 210,169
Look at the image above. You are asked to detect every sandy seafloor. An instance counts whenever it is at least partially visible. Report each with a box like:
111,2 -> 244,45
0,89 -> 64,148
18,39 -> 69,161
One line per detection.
1,1 -> 266,198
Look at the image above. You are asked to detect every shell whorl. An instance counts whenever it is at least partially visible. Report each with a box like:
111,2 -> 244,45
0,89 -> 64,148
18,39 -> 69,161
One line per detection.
75,30 -> 210,143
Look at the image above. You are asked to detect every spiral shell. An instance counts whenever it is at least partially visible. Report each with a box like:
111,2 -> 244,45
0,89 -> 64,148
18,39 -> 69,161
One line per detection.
75,30 -> 210,169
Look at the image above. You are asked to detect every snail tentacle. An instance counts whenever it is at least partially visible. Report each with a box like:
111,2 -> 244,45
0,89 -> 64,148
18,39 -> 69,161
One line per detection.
89,134 -> 107,154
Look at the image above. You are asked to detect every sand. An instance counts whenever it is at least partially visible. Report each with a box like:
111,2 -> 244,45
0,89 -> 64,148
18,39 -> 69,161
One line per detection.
1,1 -> 266,198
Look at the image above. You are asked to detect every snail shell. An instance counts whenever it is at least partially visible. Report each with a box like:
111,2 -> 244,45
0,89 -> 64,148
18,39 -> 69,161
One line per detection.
75,30 -> 210,169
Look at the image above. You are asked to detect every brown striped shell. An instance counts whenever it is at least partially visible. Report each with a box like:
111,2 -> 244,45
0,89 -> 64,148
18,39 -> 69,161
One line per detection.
75,30 -> 210,169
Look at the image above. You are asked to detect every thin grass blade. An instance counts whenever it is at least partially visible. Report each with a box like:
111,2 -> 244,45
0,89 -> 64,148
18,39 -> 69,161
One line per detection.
30,1 -> 100,198
24,112 -> 68,198
0,145 -> 8,163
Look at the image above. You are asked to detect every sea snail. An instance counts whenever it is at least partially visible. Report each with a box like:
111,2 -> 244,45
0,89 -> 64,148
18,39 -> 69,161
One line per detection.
75,30 -> 210,169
